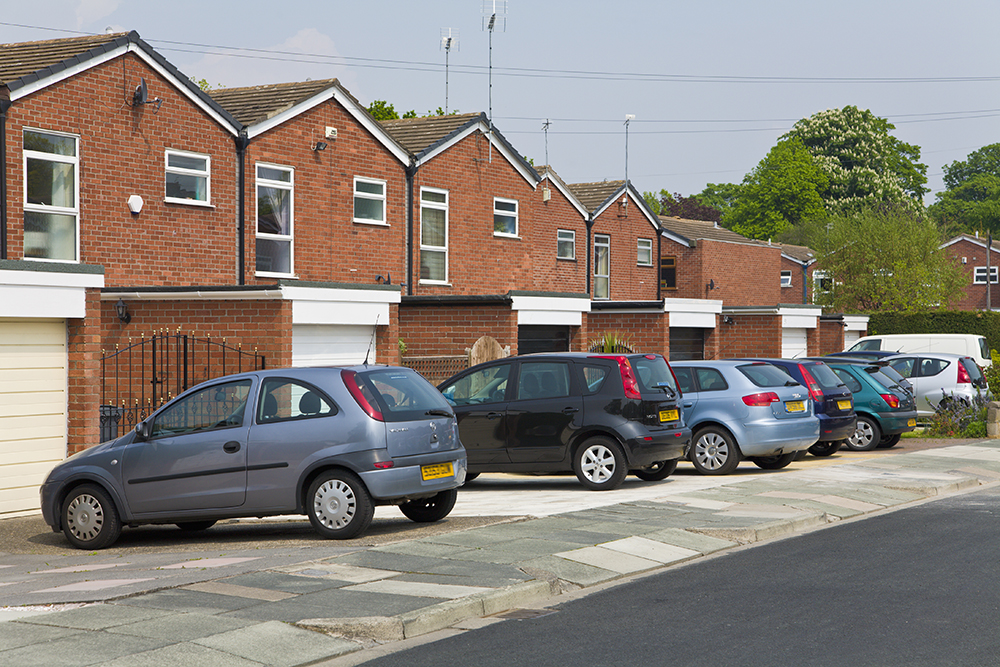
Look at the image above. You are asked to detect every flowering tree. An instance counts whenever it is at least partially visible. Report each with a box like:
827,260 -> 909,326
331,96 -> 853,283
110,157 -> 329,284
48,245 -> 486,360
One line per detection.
782,106 -> 928,213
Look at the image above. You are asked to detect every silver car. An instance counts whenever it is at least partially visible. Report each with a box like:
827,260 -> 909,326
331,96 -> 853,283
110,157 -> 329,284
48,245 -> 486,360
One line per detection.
40,365 -> 467,549
883,353 -> 991,418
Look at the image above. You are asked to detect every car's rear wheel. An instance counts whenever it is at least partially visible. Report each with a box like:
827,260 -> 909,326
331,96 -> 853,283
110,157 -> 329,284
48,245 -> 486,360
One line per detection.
845,416 -> 881,451
176,521 -> 217,532
307,470 -> 374,539
690,427 -> 741,475
574,437 -> 628,490
463,472 -> 480,484
751,452 -> 798,470
809,441 -> 842,457
634,459 -> 677,481
878,433 -> 901,448
399,489 -> 458,523
62,484 -> 121,550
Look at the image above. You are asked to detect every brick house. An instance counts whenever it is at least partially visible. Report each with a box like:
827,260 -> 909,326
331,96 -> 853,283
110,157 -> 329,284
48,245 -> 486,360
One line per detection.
940,233 -> 998,311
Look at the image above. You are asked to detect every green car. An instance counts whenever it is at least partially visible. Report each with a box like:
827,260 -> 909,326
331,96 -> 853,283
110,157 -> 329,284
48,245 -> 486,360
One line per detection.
820,360 -> 917,451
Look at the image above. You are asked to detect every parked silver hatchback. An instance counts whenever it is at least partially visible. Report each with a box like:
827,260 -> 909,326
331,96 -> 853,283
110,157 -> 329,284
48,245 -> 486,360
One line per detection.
40,365 -> 467,549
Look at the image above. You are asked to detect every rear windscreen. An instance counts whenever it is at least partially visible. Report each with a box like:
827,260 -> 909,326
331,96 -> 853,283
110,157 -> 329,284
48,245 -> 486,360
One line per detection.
362,368 -> 453,422
738,364 -> 797,388
806,363 -> 844,391
961,358 -> 986,384
631,355 -> 678,394
865,368 -> 900,392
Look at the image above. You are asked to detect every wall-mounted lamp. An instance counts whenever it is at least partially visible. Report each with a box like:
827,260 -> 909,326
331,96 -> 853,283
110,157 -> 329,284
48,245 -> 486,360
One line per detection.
375,273 -> 392,285
722,315 -> 735,325
708,279 -> 716,290
115,298 -> 131,324
313,141 -> 328,152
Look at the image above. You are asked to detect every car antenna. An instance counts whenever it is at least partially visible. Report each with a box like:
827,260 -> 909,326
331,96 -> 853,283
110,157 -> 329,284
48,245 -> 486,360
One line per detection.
363,314 -> 379,366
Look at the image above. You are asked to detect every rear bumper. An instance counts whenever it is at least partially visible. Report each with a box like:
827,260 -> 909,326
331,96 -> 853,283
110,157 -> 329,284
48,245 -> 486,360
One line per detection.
817,413 -> 857,442
737,418 -> 820,457
359,450 -> 467,502
624,427 -> 691,467
876,410 -> 918,436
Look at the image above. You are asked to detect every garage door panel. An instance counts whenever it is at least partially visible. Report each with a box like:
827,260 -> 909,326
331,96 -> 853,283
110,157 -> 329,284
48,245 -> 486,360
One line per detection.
0,321 -> 66,345
782,328 -> 808,359
292,324 -> 375,367
0,399 -> 65,419
0,417 -> 67,443
0,347 -> 67,368
0,368 -> 66,390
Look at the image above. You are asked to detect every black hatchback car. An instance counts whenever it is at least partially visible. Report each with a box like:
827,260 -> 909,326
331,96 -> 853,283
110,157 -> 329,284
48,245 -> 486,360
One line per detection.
438,353 -> 691,490
738,358 -> 856,457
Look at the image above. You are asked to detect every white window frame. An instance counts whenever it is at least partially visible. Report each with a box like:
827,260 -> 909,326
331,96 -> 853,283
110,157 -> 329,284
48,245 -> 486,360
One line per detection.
353,176 -> 387,225
420,187 -> 449,284
637,238 -> 653,266
255,163 -> 294,278
594,234 -> 611,300
813,270 -> 833,302
22,128 -> 80,263
493,197 -> 519,237
973,266 -> 999,284
781,270 -> 793,287
557,229 -> 576,260
164,149 -> 211,206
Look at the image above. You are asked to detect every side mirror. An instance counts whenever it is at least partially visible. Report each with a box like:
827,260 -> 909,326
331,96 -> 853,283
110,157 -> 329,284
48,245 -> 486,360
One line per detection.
134,421 -> 151,441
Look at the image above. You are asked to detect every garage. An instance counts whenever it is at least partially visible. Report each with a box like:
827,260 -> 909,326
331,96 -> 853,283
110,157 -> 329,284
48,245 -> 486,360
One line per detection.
0,319 -> 67,516
292,324 -> 376,366
781,327 -> 808,359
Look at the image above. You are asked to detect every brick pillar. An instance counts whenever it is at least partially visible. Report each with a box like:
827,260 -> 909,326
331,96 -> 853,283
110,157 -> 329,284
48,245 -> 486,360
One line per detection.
66,289 -> 102,455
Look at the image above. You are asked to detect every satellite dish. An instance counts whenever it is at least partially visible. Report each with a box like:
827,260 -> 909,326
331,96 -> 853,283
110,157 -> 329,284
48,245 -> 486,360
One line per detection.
133,78 -> 148,106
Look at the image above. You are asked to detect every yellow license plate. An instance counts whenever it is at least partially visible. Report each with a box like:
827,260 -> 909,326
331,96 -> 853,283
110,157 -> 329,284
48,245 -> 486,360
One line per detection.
837,400 -> 852,411
907,418 -> 916,427
421,462 -> 454,481
659,409 -> 679,422
786,401 -> 806,413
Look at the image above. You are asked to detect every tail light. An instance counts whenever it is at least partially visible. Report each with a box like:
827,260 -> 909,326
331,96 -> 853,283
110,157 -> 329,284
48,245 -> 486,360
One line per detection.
743,392 -> 780,406
798,364 -> 824,403
343,370 -> 384,421
880,393 -> 900,408
596,355 -> 642,399
957,362 -> 972,385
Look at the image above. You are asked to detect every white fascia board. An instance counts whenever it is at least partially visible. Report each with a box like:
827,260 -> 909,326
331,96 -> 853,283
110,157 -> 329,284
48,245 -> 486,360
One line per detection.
540,175 -> 589,218
0,269 -> 104,289
101,290 -> 283,301
663,298 -> 722,328
781,252 -> 815,266
416,122 -> 538,187
939,235 -> 1000,255
723,305 -> 822,328
511,295 -> 590,326
283,285 -> 399,326
659,229 -> 694,248
1,285 -> 88,318
842,314 -> 870,331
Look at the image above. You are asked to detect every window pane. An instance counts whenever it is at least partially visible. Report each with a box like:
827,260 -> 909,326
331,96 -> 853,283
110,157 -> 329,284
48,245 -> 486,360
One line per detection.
557,231 -> 575,259
24,211 -> 76,260
257,186 -> 290,235
256,237 -> 291,274
420,249 -> 445,281
637,239 -> 652,265
356,180 -> 384,196
168,153 -> 207,171
152,380 -> 251,437
494,213 -> 516,235
355,196 -> 384,221
26,158 -> 75,208
594,275 -> 609,299
422,207 -> 446,247
167,173 -> 206,201
495,200 -> 516,213
257,166 -> 290,182
24,130 -> 75,156
595,246 -> 609,275
259,379 -> 334,422
440,364 -> 510,406
422,190 -> 446,204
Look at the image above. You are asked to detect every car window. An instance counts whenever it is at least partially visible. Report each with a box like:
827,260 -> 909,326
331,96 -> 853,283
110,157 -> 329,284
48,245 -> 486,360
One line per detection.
888,358 -> 915,378
979,338 -> 990,360
865,368 -> 899,392
961,358 -> 985,383
363,367 -> 453,421
737,364 -> 793,388
517,362 -> 571,400
851,339 -> 881,351
673,367 -> 695,394
878,365 -> 908,387
581,364 -> 610,395
257,378 -> 336,423
151,379 -> 252,438
440,364 -> 510,406
919,358 -> 949,377
631,355 -> 678,394
695,368 -> 728,392
832,368 -> 863,393
806,363 -> 844,391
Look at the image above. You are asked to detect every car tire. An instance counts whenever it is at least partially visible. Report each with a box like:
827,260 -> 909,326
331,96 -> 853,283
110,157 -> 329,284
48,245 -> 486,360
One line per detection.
306,470 -> 374,540
62,484 -> 122,550
176,521 -> 217,532
809,441 -> 842,457
634,459 -> 678,481
399,489 -> 458,523
878,433 -> 901,448
845,416 -> 881,451
751,452 -> 798,470
690,427 -> 742,475
463,472 -> 480,484
573,437 -> 628,490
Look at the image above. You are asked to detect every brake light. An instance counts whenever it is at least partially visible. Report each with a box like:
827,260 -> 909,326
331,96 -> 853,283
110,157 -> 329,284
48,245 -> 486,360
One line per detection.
880,393 -> 900,408
957,362 -> 972,385
342,370 -> 384,421
798,364 -> 824,402
596,355 -> 642,399
743,392 -> 780,406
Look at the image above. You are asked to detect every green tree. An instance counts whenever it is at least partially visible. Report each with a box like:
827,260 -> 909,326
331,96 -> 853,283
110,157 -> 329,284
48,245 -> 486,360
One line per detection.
783,105 -> 928,212
929,144 -> 1000,235
367,100 -> 416,121
642,189 -> 722,221
697,183 -> 743,220
725,137 -> 828,240
809,205 -> 966,313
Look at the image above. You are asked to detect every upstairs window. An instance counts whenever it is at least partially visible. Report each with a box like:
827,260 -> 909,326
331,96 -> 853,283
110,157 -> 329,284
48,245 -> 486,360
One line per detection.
23,129 -> 78,262
660,256 -> 677,290
354,177 -> 386,224
494,198 -> 518,236
781,270 -> 793,287
594,234 -> 610,299
637,238 -> 653,266
557,229 -> 576,260
255,164 -> 294,276
165,150 -> 210,204
974,266 -> 998,284
420,188 -> 448,283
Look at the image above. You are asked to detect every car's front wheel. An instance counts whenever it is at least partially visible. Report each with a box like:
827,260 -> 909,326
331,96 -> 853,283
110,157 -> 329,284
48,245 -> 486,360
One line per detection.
845,416 -> 881,451
399,489 -> 458,522
634,459 -> 677,481
690,427 -> 741,475
809,440 -> 842,457
306,470 -> 374,539
62,484 -> 121,550
751,452 -> 798,470
574,437 -> 628,490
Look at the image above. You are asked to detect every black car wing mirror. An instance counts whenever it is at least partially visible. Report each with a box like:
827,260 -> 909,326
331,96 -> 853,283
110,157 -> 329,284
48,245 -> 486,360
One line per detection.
134,421 -> 151,441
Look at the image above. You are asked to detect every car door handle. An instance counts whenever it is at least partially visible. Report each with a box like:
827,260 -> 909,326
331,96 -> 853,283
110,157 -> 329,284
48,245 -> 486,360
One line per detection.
487,412 -> 503,419
223,441 -> 241,453
682,401 -> 694,407
562,407 -> 580,414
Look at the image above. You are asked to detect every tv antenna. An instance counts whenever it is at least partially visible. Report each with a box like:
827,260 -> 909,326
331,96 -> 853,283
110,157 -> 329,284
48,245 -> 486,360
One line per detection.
482,0 -> 507,162
440,28 -> 460,114
542,118 -> 551,168
624,114 -> 635,190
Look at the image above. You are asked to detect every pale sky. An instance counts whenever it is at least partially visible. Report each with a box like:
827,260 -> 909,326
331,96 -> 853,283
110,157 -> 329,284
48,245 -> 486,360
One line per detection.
3,1 -> 1000,205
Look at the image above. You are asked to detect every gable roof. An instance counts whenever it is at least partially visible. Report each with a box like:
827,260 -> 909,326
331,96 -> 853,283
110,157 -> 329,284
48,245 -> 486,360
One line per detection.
567,179 -> 661,230
0,31 -> 240,134
658,216 -> 771,249
941,233 -> 1000,253
777,243 -> 816,265
535,166 -> 589,218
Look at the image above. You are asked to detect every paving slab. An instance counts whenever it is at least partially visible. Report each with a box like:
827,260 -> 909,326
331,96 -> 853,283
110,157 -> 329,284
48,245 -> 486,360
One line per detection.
194,620 -> 359,666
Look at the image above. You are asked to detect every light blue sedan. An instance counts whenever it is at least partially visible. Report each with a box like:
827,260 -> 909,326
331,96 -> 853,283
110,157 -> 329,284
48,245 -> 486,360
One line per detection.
670,361 -> 820,475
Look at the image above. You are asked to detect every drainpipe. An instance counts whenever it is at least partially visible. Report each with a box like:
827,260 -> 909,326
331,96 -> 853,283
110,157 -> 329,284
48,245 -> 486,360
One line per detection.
586,215 -> 594,296
0,98 -> 10,260
406,160 -> 417,296
802,263 -> 809,304
235,129 -> 249,285
656,232 -> 662,301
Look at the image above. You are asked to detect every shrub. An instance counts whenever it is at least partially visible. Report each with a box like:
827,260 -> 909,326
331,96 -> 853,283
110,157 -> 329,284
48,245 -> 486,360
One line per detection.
925,392 -> 989,437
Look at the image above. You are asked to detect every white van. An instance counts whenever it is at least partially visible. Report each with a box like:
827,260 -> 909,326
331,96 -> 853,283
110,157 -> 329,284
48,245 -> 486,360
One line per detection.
846,334 -> 992,368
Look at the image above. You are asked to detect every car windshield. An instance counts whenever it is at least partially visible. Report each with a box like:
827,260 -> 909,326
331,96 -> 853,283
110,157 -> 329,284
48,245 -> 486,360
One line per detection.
738,363 -> 797,388
850,339 -> 881,352
362,368 -> 453,422
631,355 -> 678,394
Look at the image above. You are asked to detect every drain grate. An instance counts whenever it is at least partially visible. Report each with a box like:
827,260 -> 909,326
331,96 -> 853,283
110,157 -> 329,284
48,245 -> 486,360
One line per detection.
495,608 -> 557,620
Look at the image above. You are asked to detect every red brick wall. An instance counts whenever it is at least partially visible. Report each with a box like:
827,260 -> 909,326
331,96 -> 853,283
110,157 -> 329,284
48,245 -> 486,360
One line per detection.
591,205 -> 660,301
399,303 -> 519,356
67,289 -> 103,454
588,312 -> 668,355
780,257 -> 812,304
531,181 -> 588,293
818,319 -> 846,356
699,240 -> 782,306
6,54 -> 239,286
661,239 -> 703,299
718,314 -> 782,358
943,239 -> 994,310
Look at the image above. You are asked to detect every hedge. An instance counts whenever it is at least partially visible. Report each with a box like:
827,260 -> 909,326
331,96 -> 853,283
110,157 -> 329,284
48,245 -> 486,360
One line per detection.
867,311 -> 1000,354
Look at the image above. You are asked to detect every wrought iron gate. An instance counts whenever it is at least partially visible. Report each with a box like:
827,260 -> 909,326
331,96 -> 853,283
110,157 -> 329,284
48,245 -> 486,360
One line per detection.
100,332 -> 266,441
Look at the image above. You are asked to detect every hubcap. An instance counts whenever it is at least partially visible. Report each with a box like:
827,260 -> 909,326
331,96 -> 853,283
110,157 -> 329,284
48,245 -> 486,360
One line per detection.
850,421 -> 874,448
313,479 -> 357,529
581,445 -> 616,484
66,493 -> 104,542
694,433 -> 729,470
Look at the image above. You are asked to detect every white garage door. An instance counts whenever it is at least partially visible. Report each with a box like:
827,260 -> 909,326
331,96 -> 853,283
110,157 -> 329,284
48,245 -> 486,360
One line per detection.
781,327 -> 808,359
292,324 -> 376,367
844,330 -> 861,349
0,320 -> 67,516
